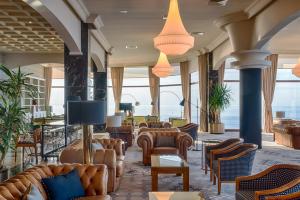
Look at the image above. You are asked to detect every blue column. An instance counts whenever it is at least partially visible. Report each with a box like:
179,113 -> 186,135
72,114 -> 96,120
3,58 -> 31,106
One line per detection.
240,68 -> 262,148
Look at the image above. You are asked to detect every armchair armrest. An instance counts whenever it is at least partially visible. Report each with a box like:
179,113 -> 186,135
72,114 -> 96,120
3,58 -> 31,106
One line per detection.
93,138 -> 123,157
176,132 -> 193,161
256,178 -> 300,200
137,132 -> 154,149
93,149 -> 116,169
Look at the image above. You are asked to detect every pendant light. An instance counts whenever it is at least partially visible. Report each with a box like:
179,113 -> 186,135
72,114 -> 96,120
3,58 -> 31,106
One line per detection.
292,60 -> 300,77
154,0 -> 194,56
152,52 -> 174,78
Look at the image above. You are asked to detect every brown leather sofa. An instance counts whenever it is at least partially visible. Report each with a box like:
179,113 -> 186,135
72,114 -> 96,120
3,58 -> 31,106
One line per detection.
0,164 -> 111,200
137,131 -> 193,165
273,121 -> 300,149
138,127 -> 179,135
106,125 -> 134,148
138,122 -> 172,128
60,138 -> 124,193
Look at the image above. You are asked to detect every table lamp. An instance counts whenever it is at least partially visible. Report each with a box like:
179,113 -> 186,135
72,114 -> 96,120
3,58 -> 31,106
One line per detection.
106,115 -> 122,128
67,100 -> 105,164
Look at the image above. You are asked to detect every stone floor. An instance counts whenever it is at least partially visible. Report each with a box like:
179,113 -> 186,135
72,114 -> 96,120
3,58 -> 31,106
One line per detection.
111,132 -> 300,200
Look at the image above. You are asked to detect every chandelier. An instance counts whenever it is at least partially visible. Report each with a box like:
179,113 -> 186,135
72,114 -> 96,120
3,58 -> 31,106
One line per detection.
152,52 -> 174,78
154,0 -> 194,56
292,61 -> 300,78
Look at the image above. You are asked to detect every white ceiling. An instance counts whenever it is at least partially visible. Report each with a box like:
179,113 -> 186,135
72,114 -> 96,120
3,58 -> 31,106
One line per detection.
82,0 -> 254,67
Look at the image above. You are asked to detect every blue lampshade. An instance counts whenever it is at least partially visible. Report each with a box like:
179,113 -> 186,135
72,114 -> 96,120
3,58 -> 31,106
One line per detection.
67,96 -> 81,101
67,101 -> 105,125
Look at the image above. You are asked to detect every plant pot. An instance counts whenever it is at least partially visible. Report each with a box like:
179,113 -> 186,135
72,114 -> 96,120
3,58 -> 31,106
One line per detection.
209,123 -> 224,134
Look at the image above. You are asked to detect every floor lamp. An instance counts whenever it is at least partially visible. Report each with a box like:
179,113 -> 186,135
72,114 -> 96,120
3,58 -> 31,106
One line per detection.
180,98 -> 199,123
67,100 -> 105,164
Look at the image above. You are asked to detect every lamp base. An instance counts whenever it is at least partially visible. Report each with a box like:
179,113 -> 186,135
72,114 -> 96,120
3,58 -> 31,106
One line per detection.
83,125 -> 92,164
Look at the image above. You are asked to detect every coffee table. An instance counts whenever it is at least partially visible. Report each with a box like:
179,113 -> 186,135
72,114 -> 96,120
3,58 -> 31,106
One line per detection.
149,192 -> 205,200
151,154 -> 189,191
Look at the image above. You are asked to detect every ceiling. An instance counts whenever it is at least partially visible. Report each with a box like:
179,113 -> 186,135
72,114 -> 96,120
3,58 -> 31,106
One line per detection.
82,0 -> 254,67
0,0 -> 63,53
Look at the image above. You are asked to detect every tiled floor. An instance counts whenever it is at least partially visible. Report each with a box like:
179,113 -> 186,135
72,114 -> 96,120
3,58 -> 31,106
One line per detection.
111,132 -> 300,200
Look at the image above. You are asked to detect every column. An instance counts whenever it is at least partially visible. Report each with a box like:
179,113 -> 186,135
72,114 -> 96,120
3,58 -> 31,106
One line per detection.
231,50 -> 270,148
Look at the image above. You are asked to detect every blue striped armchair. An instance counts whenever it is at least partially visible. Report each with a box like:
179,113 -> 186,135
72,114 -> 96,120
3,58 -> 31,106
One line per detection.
236,164 -> 300,200
211,143 -> 258,194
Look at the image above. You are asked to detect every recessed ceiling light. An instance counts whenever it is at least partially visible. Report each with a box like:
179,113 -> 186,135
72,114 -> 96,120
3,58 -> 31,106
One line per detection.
192,32 -> 205,36
126,45 -> 138,49
120,10 -> 128,14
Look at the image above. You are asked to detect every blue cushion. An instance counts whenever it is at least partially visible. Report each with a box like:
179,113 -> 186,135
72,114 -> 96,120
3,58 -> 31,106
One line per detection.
41,169 -> 85,200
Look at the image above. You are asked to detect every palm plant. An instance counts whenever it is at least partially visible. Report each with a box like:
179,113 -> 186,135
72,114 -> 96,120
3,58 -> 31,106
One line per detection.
209,84 -> 231,124
0,65 -> 37,168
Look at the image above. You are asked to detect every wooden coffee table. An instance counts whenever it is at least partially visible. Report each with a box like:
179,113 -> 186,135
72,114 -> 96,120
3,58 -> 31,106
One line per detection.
149,192 -> 205,200
151,154 -> 189,191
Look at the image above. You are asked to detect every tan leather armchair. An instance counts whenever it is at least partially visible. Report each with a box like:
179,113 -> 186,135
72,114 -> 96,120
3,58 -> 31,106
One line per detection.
60,138 -> 124,193
106,125 -> 134,148
0,164 -> 111,200
137,131 -> 193,165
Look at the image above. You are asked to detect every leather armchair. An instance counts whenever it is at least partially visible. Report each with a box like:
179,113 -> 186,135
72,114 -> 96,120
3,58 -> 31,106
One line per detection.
60,138 -> 124,193
0,164 -> 111,200
137,131 -> 193,165
138,127 -> 179,135
236,164 -> 300,200
272,123 -> 300,149
211,143 -> 258,194
138,122 -> 172,128
106,125 -> 134,148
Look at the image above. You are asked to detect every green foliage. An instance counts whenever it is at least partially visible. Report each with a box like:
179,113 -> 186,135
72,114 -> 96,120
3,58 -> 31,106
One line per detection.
209,84 -> 231,123
0,65 -> 37,167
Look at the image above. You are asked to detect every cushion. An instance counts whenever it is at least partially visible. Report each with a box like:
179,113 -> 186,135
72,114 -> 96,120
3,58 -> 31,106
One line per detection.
41,169 -> 85,200
156,136 -> 176,147
92,142 -> 104,151
22,184 -> 44,200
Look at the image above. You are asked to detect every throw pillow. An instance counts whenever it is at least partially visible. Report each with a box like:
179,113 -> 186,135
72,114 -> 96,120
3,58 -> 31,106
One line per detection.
41,169 -> 85,200
22,184 -> 44,200
156,136 -> 176,147
92,142 -> 104,152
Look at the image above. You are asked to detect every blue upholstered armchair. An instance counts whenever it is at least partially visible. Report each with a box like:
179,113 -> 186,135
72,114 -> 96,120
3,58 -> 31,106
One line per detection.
236,164 -> 300,200
178,123 -> 199,141
204,138 -> 243,180
211,143 -> 258,194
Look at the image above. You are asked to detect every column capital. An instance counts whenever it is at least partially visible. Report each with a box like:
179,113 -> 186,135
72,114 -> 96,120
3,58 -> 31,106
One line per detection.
231,49 -> 271,70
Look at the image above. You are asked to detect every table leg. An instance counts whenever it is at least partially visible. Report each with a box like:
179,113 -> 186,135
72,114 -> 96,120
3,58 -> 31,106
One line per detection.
151,170 -> 158,191
183,168 -> 189,191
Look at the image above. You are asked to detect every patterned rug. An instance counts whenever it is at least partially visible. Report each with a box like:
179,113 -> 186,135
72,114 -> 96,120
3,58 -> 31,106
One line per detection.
111,132 -> 300,200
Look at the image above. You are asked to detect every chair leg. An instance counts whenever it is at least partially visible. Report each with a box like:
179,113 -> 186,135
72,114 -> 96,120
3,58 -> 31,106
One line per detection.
218,178 -> 221,195
35,146 -> 38,165
213,174 -> 216,185
210,170 -> 213,181
14,149 -> 17,163
205,164 -> 207,174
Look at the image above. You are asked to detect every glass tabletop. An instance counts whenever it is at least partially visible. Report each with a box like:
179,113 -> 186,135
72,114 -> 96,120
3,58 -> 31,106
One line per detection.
151,155 -> 188,168
149,192 -> 205,200
202,139 -> 222,144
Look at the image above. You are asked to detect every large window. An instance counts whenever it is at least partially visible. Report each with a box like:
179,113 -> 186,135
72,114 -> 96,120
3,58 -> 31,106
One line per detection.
50,79 -> 64,115
272,69 -> 300,120
222,69 -> 240,129
190,72 -> 199,124
160,75 -> 183,121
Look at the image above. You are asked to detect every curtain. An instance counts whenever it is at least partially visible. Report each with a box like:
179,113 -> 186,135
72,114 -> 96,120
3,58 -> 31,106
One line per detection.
262,54 -> 278,133
148,66 -> 160,116
111,67 -> 124,112
218,61 -> 225,84
199,54 -> 208,131
44,67 -> 52,107
180,61 -> 190,122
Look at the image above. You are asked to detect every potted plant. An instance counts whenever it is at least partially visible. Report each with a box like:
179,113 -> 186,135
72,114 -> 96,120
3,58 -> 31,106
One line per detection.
0,65 -> 37,168
209,83 -> 231,134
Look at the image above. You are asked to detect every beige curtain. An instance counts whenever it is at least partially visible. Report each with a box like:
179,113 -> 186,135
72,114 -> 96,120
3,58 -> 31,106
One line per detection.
148,66 -> 160,116
111,67 -> 124,112
199,54 -> 208,131
218,61 -> 225,84
262,54 -> 278,133
180,61 -> 190,122
44,67 -> 52,107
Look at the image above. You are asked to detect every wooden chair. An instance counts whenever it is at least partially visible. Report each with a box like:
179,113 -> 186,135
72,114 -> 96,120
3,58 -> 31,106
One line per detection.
15,128 -> 41,165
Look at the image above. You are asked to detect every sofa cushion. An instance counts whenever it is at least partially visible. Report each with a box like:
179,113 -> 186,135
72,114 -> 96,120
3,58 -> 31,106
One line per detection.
156,136 -> 176,147
41,169 -> 85,200
22,184 -> 44,200
116,161 -> 124,177
235,191 -> 255,200
152,147 -> 178,155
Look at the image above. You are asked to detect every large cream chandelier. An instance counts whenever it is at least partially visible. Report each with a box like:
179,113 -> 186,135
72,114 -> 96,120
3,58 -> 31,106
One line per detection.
154,0 -> 194,56
152,52 -> 174,78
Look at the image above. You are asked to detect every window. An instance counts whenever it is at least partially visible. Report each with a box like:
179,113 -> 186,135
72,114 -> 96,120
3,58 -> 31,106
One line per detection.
222,69 -> 240,129
50,79 -> 64,115
190,72 -> 199,124
272,69 -> 300,120
160,74 -> 183,121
